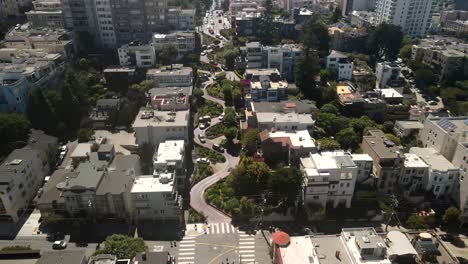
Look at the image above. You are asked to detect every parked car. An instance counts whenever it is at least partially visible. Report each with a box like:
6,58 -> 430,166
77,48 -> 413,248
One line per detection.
428,100 -> 438,106
201,52 -> 206,56
52,240 -> 67,250
218,112 -> 225,120
198,133 -> 206,143
212,144 -> 225,153
199,123 -> 207,130
196,158 -> 210,164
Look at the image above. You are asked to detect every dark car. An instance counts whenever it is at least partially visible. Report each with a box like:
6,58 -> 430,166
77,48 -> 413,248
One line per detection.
212,144 -> 225,153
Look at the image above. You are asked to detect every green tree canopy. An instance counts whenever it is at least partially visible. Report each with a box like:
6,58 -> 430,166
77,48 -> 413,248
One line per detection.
316,137 -> 341,151
443,207 -> 461,227
242,129 -> 259,155
97,234 -> 147,259
268,167 -> 303,205
223,107 -> 237,127
414,68 -> 435,89
368,23 -> 403,61
0,113 -> 31,153
350,116 -> 378,138
230,157 -> 271,195
320,103 -> 339,115
336,127 -> 359,151
77,128 -> 93,142
224,127 -> 238,143
399,44 -> 412,60
157,45 -> 178,65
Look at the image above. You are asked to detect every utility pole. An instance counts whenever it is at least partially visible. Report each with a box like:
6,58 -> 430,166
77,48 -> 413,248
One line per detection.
385,194 -> 403,232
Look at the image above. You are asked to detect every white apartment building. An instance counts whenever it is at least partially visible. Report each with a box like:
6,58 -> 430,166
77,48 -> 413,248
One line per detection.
118,42 -> 155,68
350,154 -> 373,183
326,50 -> 353,81
421,117 -> 468,175
152,31 -> 196,61
401,153 -> 429,195
130,175 -> 182,223
411,147 -> 460,199
301,152 -> 358,210
375,61 -> 403,89
0,149 -> 47,222
132,109 -> 189,147
146,65 -> 193,88
25,0 -> 64,29
256,112 -> 315,133
153,140 -> 186,190
375,0 -> 437,37
340,0 -> 376,16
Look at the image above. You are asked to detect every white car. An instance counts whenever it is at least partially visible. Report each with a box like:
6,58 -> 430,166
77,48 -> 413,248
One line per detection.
196,158 -> 210,164
52,240 -> 67,249
198,133 -> 206,143
201,52 -> 206,56
199,123 -> 207,130
218,112 -> 225,120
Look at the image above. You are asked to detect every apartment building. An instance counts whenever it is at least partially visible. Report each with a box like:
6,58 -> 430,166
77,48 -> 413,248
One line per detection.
2,24 -> 74,58
340,0 -> 376,16
132,109 -> 189,147
243,68 -> 288,104
255,112 -> 315,133
118,41 -> 155,68
300,152 -> 358,210
166,8 -> 196,30
2,0 -> 32,16
0,149 -> 47,222
229,0 -> 261,15
146,65 -> 193,88
38,148 -> 141,219
61,0 -> 99,46
328,26 -> 368,53
411,38 -> 468,80
0,49 -> 65,113
411,147 -> 460,199
375,62 -> 405,89
153,140 -> 186,190
152,31 -> 196,61
326,50 -> 353,81
245,100 -> 317,128
260,130 -> 316,166
394,120 -> 424,137
420,117 -> 468,175
234,10 -> 262,36
362,130 -> 405,194
25,0 -> 64,29
350,10 -> 378,28
239,42 -> 303,81
441,10 -> 468,36
401,153 -> 429,195
375,0 -> 437,37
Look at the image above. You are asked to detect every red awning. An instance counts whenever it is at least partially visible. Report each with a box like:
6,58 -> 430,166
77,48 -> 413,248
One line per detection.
272,231 -> 290,246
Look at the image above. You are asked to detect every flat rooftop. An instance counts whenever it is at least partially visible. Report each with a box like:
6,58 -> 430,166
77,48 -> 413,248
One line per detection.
256,112 -> 314,124
429,117 -> 468,144
131,175 -> 174,193
362,130 -> 402,159
380,88 -> 403,99
404,153 -> 429,168
148,86 -> 193,97
261,130 -> 316,149
395,120 -> 424,130
410,147 -> 458,172
147,65 -> 193,76
155,140 -> 184,164
132,109 -> 189,128
251,100 -> 317,114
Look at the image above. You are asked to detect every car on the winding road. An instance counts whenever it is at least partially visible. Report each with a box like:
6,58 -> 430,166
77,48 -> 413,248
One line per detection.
198,133 -> 206,143
196,158 -> 210,164
52,240 -> 67,250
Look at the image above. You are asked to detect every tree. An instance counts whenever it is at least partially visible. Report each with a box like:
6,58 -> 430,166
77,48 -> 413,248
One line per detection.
239,196 -> 256,215
443,207 -> 461,227
406,215 -> 433,229
0,113 -> 31,154
230,157 -> 271,195
350,116 -> 377,138
242,129 -> 259,155
301,16 -> 330,56
97,234 -> 147,259
223,84 -> 233,105
368,23 -> 403,61
383,121 -> 394,133
42,214 -> 65,225
77,128 -> 93,142
315,112 -> 349,137
319,69 -> 337,84
399,44 -> 412,60
336,128 -> 359,151
78,58 -> 91,71
232,88 -> 242,108
224,127 -> 238,144
320,103 -> 339,114
221,0 -> 230,12
157,45 -> 178,65
224,198 -> 240,214
257,0 -> 274,45
316,138 -> 340,151
414,68 -> 435,90
331,6 -> 342,23
268,167 -> 303,205
385,133 -> 401,146
223,48 -> 240,69
223,107 -> 237,127
138,143 -> 155,174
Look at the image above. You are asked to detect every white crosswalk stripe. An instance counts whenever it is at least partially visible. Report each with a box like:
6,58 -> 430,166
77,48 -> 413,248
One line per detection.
178,235 -> 196,264
238,233 -> 255,264
204,222 -> 240,235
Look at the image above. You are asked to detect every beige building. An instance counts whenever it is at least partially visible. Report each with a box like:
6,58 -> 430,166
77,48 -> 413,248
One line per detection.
146,65 -> 193,88
25,0 -> 63,29
361,130 -> 404,194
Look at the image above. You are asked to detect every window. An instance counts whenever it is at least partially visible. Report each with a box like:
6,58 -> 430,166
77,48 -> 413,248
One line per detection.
340,183 -> 344,187
313,196 -> 319,199
160,210 -> 165,214
346,183 -> 350,187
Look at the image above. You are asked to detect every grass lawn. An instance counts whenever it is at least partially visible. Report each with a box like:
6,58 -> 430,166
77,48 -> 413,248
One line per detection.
195,144 -> 226,163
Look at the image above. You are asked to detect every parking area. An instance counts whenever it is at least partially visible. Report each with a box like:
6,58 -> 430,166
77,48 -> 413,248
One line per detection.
93,130 -> 136,155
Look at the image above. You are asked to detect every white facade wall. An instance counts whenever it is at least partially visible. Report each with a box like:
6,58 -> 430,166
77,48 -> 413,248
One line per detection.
0,150 -> 46,222
134,125 -> 189,147
326,51 -> 353,81
375,0 -> 436,37
95,0 -> 116,48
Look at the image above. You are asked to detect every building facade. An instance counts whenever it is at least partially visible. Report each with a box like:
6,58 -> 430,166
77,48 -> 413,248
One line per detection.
326,50 -> 353,81
25,0 -> 64,29
146,65 -> 193,88
375,0 -> 437,37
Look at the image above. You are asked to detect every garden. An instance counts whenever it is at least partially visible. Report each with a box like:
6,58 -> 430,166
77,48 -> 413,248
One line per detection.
191,163 -> 214,185
195,144 -> 226,163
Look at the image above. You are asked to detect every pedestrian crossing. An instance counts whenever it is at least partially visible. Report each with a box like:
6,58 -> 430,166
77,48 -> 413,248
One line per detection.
203,222 -> 239,234
177,235 -> 196,264
238,233 -> 256,264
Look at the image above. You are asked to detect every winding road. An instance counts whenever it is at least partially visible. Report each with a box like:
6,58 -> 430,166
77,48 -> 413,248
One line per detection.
190,77 -> 240,223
